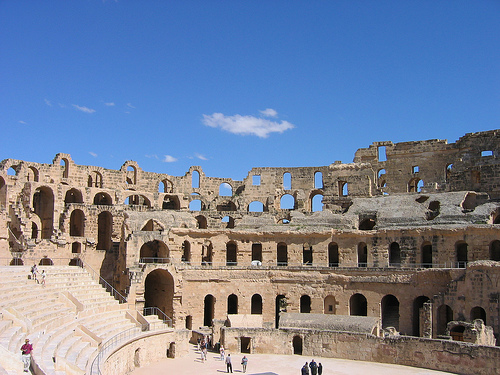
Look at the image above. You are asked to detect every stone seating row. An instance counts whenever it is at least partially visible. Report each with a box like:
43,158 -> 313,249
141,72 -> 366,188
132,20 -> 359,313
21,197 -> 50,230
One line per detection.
0,266 -> 141,375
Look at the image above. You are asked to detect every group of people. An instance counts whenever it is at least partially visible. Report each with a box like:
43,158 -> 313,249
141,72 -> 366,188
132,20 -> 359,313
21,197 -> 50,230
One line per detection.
30,264 -> 46,286
301,359 -> 322,375
196,338 -> 248,373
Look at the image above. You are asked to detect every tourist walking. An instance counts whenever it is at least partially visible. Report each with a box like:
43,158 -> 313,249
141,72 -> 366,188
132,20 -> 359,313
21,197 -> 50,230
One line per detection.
40,269 -> 46,287
241,355 -> 248,373
30,264 -> 37,283
225,353 -> 233,373
20,338 -> 33,372
318,362 -> 323,375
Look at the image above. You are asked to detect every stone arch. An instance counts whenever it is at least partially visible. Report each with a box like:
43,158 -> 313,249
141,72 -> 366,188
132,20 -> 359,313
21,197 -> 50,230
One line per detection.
64,188 -> 83,204
251,294 -> 263,314
97,211 -> 112,251
248,201 -> 264,212
191,170 -> 200,188
124,194 -> 151,207
87,170 -> 103,188
226,241 -> 237,266
470,306 -> 487,324
162,195 -> 180,210
350,293 -> 367,316
227,294 -> 238,314
141,219 -> 164,231
412,296 -> 430,336
310,190 -> 323,212
300,295 -> 311,313
357,242 -> 367,267
159,178 -> 174,193
69,257 -> 83,267
27,166 -> 39,182
140,240 -> 169,263
359,218 -> 376,230
277,242 -> 288,266
195,215 -> 207,229
280,194 -> 295,210
292,335 -> 302,355
377,168 -> 387,188
126,165 -> 137,185
60,157 -> 70,178
144,269 -> 174,322
408,178 -> 421,193
324,295 -> 336,314
39,257 -> 53,265
33,186 -> 54,239
10,258 -> 23,266
421,241 -> 433,268
222,216 -> 235,229
72,241 -> 81,254
450,324 -> 466,341
437,304 -> 453,335
204,294 -> 215,326
283,172 -> 291,190
93,192 -> 112,205
69,209 -> 85,237
381,294 -> 400,330
216,200 -> 236,211
389,242 -> 401,267
202,241 -> 213,265
489,240 -> 500,261
455,241 -> 468,268
181,240 -> 191,263
314,171 -> 323,189
219,182 -> 233,196
328,242 -> 339,267
275,295 -> 286,328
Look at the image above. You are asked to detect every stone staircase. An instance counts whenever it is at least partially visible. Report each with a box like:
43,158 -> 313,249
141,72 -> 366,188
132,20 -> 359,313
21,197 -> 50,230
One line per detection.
0,265 -> 166,375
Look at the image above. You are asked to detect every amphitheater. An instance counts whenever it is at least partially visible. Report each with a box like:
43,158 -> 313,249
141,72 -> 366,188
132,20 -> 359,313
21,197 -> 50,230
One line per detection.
1,129 -> 499,375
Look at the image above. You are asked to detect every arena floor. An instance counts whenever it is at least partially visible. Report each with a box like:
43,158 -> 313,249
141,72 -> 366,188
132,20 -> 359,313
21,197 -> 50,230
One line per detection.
129,344 -> 457,375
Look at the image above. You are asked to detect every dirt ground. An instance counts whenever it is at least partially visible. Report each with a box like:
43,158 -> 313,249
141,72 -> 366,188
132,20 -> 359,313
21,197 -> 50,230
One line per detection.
129,344 -> 457,375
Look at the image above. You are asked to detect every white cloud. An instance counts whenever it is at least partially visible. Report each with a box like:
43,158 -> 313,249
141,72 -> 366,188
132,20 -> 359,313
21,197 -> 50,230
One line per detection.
259,108 -> 278,118
163,155 -> 178,163
44,99 -> 52,106
89,152 -> 97,157
127,103 -> 136,109
202,112 -> 295,138
58,103 -> 66,108
195,153 -> 208,161
104,102 -> 115,106
145,154 -> 159,159
18,120 -> 27,125
72,104 -> 96,114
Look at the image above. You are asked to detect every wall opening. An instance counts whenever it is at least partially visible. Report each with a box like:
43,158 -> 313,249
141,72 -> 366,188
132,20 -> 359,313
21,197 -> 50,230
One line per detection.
252,175 -> 261,186
302,245 -> 313,265
378,146 -> 387,162
314,171 -> 323,189
470,306 -> 487,324
181,240 -> 191,263
204,295 -> 215,326
140,240 -> 169,263
251,294 -> 263,314
240,337 -> 251,354
381,294 -> 400,330
277,243 -> 288,266
283,172 -> 291,190
227,294 -> 238,314
226,242 -> 237,266
311,194 -> 323,212
437,304 -> 453,335
64,189 -> 83,204
324,295 -> 336,314
202,242 -> 213,265
328,242 -> 339,267
280,194 -> 295,210
300,295 -> 311,313
191,170 -> 200,188
412,296 -> 430,336
275,295 -> 286,328
490,240 -> 500,261
252,243 -> 262,262
292,336 -> 302,355
33,187 -> 54,239
219,182 -> 233,196
248,201 -> 264,212
69,209 -> 85,237
357,242 -> 367,267
350,293 -> 367,316
389,242 -> 401,267
456,241 -> 468,268
421,242 -> 433,268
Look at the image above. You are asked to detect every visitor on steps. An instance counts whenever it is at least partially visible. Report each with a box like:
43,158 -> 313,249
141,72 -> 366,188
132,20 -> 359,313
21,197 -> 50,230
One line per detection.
20,338 -> 33,372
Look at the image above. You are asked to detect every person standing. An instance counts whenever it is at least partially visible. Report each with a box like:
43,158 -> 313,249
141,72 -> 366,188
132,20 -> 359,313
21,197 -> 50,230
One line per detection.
225,353 -> 233,373
318,362 -> 323,375
30,264 -> 37,283
20,338 -> 33,372
40,269 -> 46,287
220,345 -> 225,361
309,359 -> 318,375
301,362 -> 309,375
241,355 -> 248,373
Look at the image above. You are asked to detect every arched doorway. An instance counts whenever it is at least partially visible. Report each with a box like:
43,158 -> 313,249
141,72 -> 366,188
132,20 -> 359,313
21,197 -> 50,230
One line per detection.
251,294 -> 263,314
437,304 -> 453,335
33,187 -> 54,239
381,294 -> 400,330
412,296 -> 430,336
204,295 -> 215,327
292,336 -> 303,355
470,306 -> 487,324
324,295 -> 336,314
140,240 -> 169,263
275,295 -> 286,328
350,293 -> 367,316
144,269 -> 174,323
97,211 -> 112,251
227,294 -> 238,314
300,295 -> 311,313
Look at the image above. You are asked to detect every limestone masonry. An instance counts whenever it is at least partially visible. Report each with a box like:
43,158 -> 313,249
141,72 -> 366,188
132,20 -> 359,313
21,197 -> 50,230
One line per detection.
1,129 -> 500,374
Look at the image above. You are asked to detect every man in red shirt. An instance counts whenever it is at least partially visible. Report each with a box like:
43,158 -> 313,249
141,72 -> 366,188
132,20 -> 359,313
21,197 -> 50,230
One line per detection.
20,338 -> 33,372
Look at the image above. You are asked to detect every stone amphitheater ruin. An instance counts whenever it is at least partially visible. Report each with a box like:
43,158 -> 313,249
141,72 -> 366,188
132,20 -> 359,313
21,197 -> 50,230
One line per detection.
1,129 -> 499,374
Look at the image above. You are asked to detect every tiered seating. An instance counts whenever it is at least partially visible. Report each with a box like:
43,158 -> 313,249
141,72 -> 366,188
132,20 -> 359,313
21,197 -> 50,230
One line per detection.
0,265 -> 152,375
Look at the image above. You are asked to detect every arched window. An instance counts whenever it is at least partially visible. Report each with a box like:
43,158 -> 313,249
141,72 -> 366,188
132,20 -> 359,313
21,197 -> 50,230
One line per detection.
314,172 -> 323,189
283,172 -> 291,190
252,243 -> 262,262
377,169 -> 386,188
280,194 -> 295,209
251,294 -> 263,314
349,293 -> 367,316
470,306 -> 487,324
64,189 -> 83,204
163,195 -> 180,210
328,242 -> 339,267
359,218 -> 376,230
324,295 -> 336,314
191,170 -> 200,188
389,242 -> 401,267
28,167 -> 39,182
33,187 -> 54,239
412,296 -> 430,336
222,216 -> 235,229
421,242 -> 433,268
408,178 -> 421,192
357,242 -> 367,267
227,294 -> 238,314
302,244 -> 313,265
61,158 -> 69,178
69,209 -> 85,237
195,215 -> 207,229
277,243 -> 287,266
311,194 -> 323,212
126,165 -> 137,185
97,211 -> 112,251
381,294 -> 400,330
182,241 -> 191,263
339,181 -> 348,196
189,193 -> 202,211
202,241 -> 213,265
226,242 -> 237,266
219,182 -> 232,196
437,304 -> 453,335
204,295 -> 215,326
248,201 -> 264,212
93,192 -> 112,205
490,240 -> 500,261
456,241 -> 468,268
300,295 -> 311,313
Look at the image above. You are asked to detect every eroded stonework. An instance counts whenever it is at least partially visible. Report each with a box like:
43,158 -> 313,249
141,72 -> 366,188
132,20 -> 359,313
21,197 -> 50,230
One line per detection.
1,130 -> 500,359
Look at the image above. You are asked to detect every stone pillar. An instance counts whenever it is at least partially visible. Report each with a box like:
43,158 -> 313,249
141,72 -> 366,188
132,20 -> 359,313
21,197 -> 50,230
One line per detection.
421,301 -> 432,338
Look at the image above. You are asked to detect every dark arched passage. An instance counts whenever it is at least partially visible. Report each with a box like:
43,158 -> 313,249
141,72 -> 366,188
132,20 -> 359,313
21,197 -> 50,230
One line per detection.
144,269 -> 174,322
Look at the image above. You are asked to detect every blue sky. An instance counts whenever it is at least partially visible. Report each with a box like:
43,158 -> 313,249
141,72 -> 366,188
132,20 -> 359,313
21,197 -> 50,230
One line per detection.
1,1 -> 499,180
